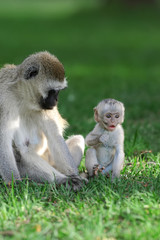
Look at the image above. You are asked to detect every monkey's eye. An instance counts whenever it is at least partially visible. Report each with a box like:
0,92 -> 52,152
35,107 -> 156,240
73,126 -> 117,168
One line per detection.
106,114 -> 111,118
115,114 -> 119,118
24,66 -> 39,80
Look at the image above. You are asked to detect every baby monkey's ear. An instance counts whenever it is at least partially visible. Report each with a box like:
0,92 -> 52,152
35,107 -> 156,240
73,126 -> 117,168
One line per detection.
94,107 -> 99,122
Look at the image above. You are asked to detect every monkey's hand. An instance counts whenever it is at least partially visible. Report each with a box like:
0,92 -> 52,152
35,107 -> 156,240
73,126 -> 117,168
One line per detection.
99,133 -> 109,147
62,175 -> 88,192
86,136 -> 101,147
93,164 -> 105,176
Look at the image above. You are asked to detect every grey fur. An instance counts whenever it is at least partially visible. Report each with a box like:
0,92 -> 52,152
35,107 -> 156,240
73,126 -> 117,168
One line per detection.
85,98 -> 125,179
0,51 -> 85,189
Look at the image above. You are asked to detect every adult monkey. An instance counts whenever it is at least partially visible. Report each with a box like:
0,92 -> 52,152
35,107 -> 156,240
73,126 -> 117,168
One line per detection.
0,51 -> 85,190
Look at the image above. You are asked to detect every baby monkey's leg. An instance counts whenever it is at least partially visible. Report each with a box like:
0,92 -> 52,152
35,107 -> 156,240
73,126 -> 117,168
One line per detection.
66,135 -> 85,168
85,148 -> 99,176
101,162 -> 113,176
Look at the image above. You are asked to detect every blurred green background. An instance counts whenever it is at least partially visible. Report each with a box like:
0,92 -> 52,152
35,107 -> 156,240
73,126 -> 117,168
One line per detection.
0,0 -> 160,154
0,1 -> 160,239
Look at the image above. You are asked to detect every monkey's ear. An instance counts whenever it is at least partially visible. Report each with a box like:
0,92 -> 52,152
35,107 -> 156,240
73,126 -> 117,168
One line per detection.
94,107 -> 99,122
24,65 -> 39,80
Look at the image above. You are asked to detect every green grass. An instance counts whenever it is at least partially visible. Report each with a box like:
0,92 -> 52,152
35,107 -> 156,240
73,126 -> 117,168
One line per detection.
0,0 -> 160,239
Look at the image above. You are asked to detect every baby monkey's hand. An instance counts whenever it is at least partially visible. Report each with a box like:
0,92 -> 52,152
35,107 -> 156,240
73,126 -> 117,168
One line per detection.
93,164 -> 105,176
99,132 -> 110,147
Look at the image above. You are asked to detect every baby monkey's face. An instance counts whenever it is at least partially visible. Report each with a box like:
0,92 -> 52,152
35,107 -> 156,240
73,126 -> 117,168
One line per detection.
102,112 -> 121,131
94,100 -> 124,132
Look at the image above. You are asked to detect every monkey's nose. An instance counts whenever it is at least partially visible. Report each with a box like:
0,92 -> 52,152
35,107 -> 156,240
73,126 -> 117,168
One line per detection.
40,89 -> 60,109
54,90 -> 60,101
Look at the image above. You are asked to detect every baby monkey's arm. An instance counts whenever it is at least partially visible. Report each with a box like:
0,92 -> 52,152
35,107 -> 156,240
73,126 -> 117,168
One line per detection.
85,133 -> 101,146
99,131 -> 109,147
85,124 -> 104,147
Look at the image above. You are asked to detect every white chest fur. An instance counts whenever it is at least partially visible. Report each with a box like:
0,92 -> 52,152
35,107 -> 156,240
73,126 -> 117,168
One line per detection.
100,126 -> 123,147
96,126 -> 122,167
96,145 -> 115,167
13,117 -> 42,154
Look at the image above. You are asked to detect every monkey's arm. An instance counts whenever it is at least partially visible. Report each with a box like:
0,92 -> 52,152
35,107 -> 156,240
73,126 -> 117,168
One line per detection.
99,131 -> 109,147
85,124 -> 104,147
0,124 -> 21,183
42,118 -> 78,176
85,133 -> 100,146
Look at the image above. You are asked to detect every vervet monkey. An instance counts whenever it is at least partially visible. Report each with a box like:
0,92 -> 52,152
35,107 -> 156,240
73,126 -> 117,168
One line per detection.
85,99 -> 125,179
0,51 -> 85,190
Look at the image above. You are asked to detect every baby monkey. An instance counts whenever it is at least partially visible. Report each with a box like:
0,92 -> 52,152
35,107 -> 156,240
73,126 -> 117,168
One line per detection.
85,99 -> 125,179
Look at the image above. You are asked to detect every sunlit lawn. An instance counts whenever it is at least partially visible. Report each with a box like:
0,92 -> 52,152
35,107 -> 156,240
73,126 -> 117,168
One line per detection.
0,1 -> 160,239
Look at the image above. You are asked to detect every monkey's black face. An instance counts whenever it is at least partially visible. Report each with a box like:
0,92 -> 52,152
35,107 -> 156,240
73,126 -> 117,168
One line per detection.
40,89 -> 60,110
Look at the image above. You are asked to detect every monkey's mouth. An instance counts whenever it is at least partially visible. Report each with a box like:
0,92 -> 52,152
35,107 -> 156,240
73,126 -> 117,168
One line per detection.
108,125 -> 116,130
40,89 -> 59,110
103,121 -> 116,131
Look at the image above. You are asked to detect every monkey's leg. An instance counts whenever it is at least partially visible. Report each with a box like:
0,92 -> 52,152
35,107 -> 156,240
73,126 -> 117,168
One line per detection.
17,152 -> 68,184
85,148 -> 98,176
101,162 -> 113,176
66,135 -> 85,168
17,152 -> 84,190
112,147 -> 124,179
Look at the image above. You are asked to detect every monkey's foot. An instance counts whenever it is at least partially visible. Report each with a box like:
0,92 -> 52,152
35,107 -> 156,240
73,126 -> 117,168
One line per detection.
80,172 -> 88,179
93,164 -> 105,176
105,173 -> 111,178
